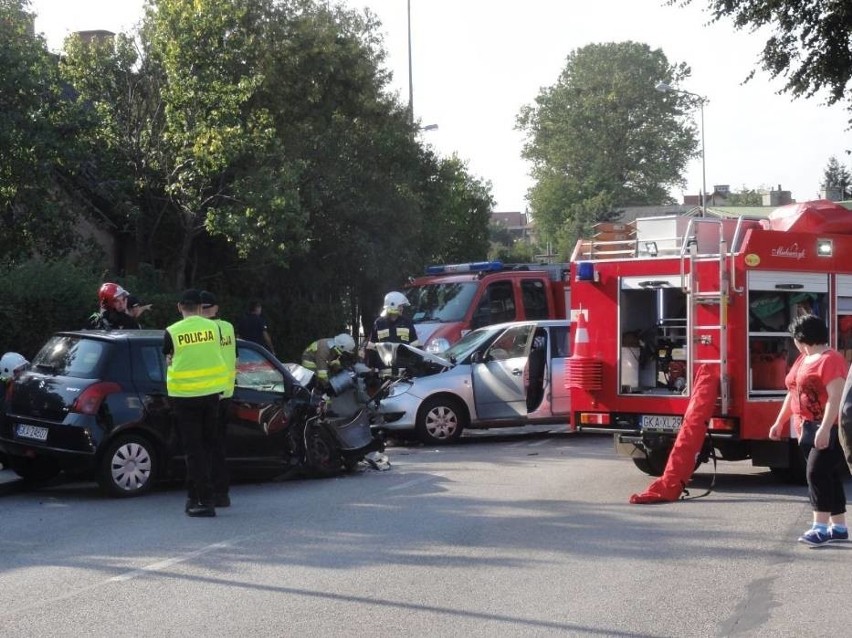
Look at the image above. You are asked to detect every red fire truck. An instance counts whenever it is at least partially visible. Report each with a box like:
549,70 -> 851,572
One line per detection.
404,261 -> 570,353
568,200 -> 852,480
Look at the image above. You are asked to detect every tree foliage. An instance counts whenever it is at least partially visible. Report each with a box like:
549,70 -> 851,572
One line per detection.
1,0 -> 495,359
821,155 -> 852,198
725,188 -> 763,206
676,1 -> 852,116
517,41 -> 697,257
0,0 -> 90,260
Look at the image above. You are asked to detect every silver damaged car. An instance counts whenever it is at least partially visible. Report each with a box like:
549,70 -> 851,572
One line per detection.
375,320 -> 571,444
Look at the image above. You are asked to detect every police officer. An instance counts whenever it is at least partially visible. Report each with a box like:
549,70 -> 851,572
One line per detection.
163,289 -> 229,517
301,333 -> 356,389
200,290 -> 237,508
365,291 -> 420,371
88,282 -> 139,330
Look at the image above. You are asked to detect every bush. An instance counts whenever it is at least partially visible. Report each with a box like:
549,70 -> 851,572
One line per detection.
0,260 -> 101,357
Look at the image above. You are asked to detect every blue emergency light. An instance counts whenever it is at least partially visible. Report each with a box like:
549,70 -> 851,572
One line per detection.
425,261 -> 504,275
576,262 -> 597,282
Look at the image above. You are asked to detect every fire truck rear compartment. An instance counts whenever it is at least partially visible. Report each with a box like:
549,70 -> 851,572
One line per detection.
619,280 -> 688,394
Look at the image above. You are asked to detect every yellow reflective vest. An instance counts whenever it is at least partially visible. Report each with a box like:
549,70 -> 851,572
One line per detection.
166,315 -> 229,398
214,317 -> 237,398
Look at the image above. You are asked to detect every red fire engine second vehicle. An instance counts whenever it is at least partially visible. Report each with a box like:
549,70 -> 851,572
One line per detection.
404,261 -> 570,353
568,199 -> 852,481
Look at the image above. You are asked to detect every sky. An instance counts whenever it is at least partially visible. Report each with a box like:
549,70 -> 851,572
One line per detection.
29,0 -> 852,212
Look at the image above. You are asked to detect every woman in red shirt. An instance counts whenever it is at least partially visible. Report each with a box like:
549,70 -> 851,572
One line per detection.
769,314 -> 848,546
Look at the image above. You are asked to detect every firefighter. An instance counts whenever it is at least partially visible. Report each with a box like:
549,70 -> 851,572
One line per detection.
301,333 -> 357,389
88,283 -> 139,330
0,352 -> 29,466
163,289 -> 229,518
365,291 -> 420,371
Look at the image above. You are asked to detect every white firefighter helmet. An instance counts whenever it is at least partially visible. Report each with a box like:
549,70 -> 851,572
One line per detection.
0,352 -> 29,380
383,291 -> 409,316
332,333 -> 356,353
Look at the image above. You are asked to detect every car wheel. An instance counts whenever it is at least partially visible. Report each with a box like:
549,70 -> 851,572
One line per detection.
98,435 -> 158,498
8,455 -> 61,482
304,424 -> 342,477
416,396 -> 467,444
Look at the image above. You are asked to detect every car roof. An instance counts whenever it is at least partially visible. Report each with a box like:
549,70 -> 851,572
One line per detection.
478,320 -> 569,332
58,329 -> 164,342
55,330 -> 263,349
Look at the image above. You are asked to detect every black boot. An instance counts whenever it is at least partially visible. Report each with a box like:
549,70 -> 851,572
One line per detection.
186,502 -> 216,517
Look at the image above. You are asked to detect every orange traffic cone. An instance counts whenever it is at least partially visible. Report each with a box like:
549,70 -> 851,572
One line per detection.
573,311 -> 591,358
566,310 -> 601,390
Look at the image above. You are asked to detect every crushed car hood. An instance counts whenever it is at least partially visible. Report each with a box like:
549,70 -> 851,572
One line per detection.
373,342 -> 452,377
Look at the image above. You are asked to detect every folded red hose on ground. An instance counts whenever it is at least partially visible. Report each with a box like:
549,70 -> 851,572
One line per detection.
630,364 -> 720,504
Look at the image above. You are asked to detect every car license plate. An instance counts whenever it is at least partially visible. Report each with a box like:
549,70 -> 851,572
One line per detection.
16,424 -> 49,441
640,415 -> 682,431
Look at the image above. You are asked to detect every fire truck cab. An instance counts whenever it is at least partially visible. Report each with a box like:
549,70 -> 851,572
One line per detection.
568,200 -> 852,480
404,261 -> 570,354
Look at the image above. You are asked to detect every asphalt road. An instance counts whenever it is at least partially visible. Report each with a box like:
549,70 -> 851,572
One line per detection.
0,430 -> 850,637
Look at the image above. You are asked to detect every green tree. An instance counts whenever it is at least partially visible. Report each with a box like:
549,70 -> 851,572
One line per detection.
517,41 -> 697,257
58,31 -> 164,275
726,188 -> 763,206
7,0 -> 493,358
677,1 -> 852,116
0,0 -> 88,261
418,154 -> 493,265
821,156 -> 852,198
142,0 -> 286,289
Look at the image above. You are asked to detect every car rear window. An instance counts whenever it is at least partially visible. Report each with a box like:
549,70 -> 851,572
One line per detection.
32,335 -> 108,379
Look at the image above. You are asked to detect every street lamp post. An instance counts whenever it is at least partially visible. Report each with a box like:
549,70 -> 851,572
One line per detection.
655,81 -> 708,217
407,0 -> 414,123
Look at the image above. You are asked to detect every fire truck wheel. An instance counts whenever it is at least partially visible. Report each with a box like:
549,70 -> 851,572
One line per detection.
633,441 -> 706,477
632,454 -> 667,477
416,396 -> 467,444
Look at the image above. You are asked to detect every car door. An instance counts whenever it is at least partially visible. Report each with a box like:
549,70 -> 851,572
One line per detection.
132,341 -> 177,454
228,346 -> 290,463
472,324 -> 534,419
521,324 -> 571,419
544,324 -> 571,417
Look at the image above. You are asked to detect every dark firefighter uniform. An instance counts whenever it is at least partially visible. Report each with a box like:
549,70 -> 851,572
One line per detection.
366,315 -> 420,371
88,308 -> 140,330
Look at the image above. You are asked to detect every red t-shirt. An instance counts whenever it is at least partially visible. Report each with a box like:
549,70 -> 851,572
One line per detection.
785,350 -> 848,432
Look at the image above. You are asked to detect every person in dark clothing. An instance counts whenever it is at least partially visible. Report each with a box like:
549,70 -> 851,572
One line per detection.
237,300 -> 275,355
126,295 -> 152,328
201,290 -> 237,508
164,289 -> 229,518
88,282 -> 139,330
365,291 -> 419,372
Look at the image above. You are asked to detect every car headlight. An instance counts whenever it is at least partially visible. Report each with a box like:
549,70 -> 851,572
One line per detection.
387,380 -> 413,398
425,338 -> 450,354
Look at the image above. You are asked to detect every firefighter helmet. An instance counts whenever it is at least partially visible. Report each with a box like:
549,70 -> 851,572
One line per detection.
0,352 -> 28,380
383,291 -> 409,316
98,282 -> 129,309
332,333 -> 356,353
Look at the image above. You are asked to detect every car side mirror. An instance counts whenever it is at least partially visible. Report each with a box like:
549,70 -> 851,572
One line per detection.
471,351 -> 491,364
